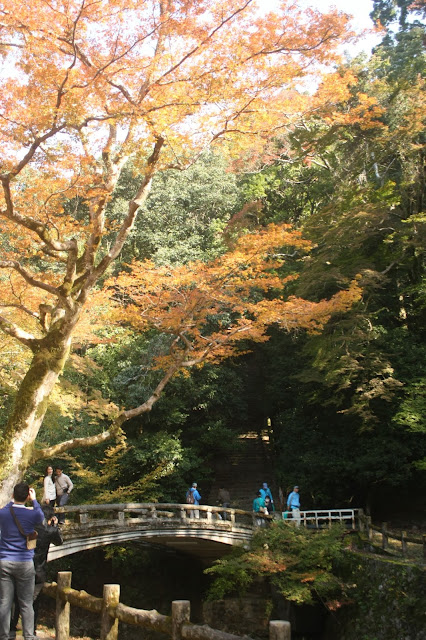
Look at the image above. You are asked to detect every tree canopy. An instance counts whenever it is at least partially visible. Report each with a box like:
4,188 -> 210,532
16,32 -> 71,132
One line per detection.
0,0 -> 358,501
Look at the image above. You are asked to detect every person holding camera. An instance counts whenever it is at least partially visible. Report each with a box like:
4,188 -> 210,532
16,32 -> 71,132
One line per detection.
9,505 -> 63,639
0,483 -> 44,640
54,467 -> 73,524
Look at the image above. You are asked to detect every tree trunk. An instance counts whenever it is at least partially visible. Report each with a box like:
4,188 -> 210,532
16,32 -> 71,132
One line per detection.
0,329 -> 72,505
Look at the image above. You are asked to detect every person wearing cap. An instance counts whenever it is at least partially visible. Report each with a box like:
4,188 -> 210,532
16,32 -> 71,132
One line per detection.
186,483 -> 201,519
287,486 -> 301,527
259,482 -> 274,505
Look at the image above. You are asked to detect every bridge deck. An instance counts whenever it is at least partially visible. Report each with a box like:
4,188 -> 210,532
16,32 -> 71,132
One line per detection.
48,503 -> 360,560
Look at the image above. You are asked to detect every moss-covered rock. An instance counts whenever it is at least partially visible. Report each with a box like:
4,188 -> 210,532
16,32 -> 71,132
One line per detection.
326,554 -> 426,640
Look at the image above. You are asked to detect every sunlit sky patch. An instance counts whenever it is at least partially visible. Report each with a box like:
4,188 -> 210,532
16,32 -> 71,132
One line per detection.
262,0 -> 383,56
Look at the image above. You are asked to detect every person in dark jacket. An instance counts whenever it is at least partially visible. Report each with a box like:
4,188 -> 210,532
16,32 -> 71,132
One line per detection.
0,484 -> 44,640
9,505 -> 63,638
217,486 -> 231,520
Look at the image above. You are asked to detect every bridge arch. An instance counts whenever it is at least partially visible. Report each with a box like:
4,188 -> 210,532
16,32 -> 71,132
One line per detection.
48,503 -> 254,561
47,503 -> 360,561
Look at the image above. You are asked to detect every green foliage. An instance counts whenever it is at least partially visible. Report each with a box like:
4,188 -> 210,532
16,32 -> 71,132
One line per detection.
272,405 -> 421,507
31,323 -> 249,502
205,547 -> 255,601
240,162 -> 331,226
370,0 -> 426,29
206,523 -> 350,607
393,379 -> 426,433
331,553 -> 426,640
109,151 -> 243,266
235,18 -> 425,512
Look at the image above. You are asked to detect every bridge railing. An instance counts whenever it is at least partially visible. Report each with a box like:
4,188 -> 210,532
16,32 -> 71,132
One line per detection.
57,503 -> 257,529
289,508 -> 360,529
43,571 -> 291,640
56,503 -> 361,531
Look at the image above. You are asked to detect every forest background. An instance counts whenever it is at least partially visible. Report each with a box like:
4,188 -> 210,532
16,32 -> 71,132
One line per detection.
0,0 -> 424,524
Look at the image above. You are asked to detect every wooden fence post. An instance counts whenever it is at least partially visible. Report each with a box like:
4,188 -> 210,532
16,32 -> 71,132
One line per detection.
56,571 -> 72,640
269,620 -> 291,640
381,523 -> 388,550
172,600 -> 190,640
365,516 -> 372,540
79,510 -> 89,525
402,531 -> 407,556
100,584 -> 120,640
358,509 -> 365,532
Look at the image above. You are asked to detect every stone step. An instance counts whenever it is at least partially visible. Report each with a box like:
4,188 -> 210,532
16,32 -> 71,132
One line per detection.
208,430 -> 276,510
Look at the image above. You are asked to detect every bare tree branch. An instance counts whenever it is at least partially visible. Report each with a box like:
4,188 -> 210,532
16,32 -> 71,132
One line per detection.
31,427 -> 122,462
0,314 -> 35,347
76,136 -> 165,297
121,359 -> 183,422
0,260 -> 58,296
0,303 -> 39,321
0,181 -> 77,254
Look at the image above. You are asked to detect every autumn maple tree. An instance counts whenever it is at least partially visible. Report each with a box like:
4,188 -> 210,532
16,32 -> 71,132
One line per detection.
0,0 -> 355,501
104,224 -> 362,423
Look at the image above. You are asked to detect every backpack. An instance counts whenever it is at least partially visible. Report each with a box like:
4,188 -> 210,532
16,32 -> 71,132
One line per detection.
186,489 -> 195,504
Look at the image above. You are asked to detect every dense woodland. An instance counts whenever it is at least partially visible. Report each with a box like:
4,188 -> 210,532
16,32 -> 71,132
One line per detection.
0,0 -> 424,514
0,2 -> 425,630
0,0 -> 426,640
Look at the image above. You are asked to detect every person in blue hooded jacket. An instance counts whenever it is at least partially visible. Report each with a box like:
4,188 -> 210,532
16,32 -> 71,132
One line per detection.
259,482 -> 274,505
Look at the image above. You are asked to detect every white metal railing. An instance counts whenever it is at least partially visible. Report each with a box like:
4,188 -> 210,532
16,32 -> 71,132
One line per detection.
283,508 -> 359,529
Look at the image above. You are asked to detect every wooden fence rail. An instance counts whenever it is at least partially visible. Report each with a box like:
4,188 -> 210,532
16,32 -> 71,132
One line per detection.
360,515 -> 425,560
43,572 -> 291,640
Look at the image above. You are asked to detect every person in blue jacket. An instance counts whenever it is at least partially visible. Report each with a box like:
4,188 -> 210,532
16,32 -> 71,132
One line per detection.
253,491 -> 266,526
287,485 -> 301,527
186,483 -> 201,518
0,483 -> 44,640
259,482 -> 274,505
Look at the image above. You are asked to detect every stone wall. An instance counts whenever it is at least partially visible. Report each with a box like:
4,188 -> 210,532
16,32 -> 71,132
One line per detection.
325,554 -> 426,640
203,597 -> 273,638
203,555 -> 426,640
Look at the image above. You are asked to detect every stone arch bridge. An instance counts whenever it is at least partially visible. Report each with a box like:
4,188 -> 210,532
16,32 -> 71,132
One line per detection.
48,503 -> 360,562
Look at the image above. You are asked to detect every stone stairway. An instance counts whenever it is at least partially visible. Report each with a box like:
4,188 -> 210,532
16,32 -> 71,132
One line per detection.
208,430 -> 277,512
